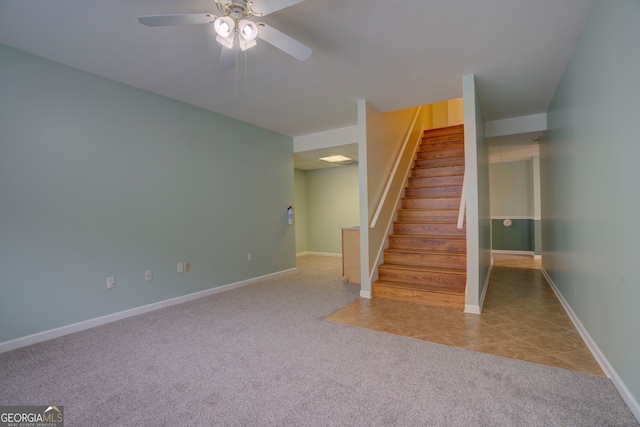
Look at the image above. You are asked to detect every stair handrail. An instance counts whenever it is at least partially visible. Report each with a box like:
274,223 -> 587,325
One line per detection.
370,106 -> 423,229
457,170 -> 466,229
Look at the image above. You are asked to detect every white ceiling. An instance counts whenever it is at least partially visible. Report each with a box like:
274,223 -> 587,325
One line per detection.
0,0 -> 593,137
487,131 -> 543,163
294,143 -> 359,170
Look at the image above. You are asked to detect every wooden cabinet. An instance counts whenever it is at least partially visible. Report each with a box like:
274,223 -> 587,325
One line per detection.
341,227 -> 360,284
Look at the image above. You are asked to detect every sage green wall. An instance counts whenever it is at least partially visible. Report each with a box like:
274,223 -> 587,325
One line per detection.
294,169 -> 308,253
490,161 -> 533,217
0,44 -> 295,343
305,165 -> 359,254
490,160 -> 535,252
542,0 -> 640,414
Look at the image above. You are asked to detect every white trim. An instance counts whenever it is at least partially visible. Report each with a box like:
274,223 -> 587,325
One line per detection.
485,114 -> 547,138
293,125 -> 358,152
464,305 -> 481,314
541,268 -> 640,422
491,216 -> 535,220
465,259 -> 492,314
0,268 -> 296,354
533,255 -> 542,260
457,171 -> 466,229
491,250 -> 535,257
479,258 -> 493,311
360,290 -> 371,299
298,252 -> 341,258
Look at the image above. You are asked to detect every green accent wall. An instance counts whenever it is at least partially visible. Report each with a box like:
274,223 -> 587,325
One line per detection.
534,220 -> 541,255
490,160 -> 538,253
0,44 -> 295,343
301,164 -> 359,254
491,219 -> 533,252
542,0 -> 640,413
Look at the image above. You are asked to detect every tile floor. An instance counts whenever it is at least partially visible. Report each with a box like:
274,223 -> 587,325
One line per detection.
326,255 -> 605,377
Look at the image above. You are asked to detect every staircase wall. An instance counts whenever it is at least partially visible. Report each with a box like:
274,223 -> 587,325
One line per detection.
462,74 -> 492,313
357,101 -> 431,295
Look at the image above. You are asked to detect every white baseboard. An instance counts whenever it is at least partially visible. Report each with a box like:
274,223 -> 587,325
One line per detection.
297,251 -> 341,258
360,290 -> 371,299
465,260 -> 493,314
0,267 -> 296,354
491,250 -> 535,257
478,258 -> 493,311
541,268 -> 640,422
491,216 -> 535,220
464,305 -> 481,314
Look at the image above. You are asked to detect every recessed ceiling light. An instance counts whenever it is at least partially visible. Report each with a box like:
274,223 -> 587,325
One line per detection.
319,155 -> 352,163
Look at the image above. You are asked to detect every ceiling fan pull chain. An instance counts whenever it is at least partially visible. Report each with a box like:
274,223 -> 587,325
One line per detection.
235,32 -> 239,98
245,46 -> 248,94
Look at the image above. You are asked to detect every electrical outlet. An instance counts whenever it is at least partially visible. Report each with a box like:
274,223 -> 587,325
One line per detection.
177,262 -> 184,273
145,270 -> 153,281
107,276 -> 116,289
248,253 -> 252,262
184,262 -> 191,272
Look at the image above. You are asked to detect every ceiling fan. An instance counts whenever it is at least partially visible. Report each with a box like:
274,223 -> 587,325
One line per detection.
138,0 -> 311,68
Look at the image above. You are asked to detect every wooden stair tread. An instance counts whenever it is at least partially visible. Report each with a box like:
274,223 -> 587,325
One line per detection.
409,171 -> 464,177
415,156 -> 465,162
395,220 -> 460,225
379,263 -> 466,274
399,208 -> 458,212
373,280 -> 465,295
423,125 -> 464,137
410,172 -> 463,178
417,149 -> 464,159
406,184 -> 462,189
422,134 -> 464,141
403,195 -> 459,199
413,160 -> 465,168
391,233 -> 465,239
385,248 -> 466,256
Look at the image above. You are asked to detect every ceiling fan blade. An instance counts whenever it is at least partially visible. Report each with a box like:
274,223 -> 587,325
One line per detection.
257,24 -> 311,61
219,46 -> 237,69
138,14 -> 216,27
250,0 -> 306,17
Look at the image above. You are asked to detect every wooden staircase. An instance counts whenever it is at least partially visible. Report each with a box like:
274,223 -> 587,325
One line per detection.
373,124 -> 466,310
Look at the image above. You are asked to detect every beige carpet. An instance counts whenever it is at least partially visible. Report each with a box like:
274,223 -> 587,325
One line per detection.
0,256 -> 636,426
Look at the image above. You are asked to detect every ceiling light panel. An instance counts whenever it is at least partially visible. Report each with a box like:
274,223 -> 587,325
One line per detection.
319,155 -> 352,163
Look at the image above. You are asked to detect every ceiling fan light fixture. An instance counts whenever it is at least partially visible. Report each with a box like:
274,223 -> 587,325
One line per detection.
138,0 -> 313,63
214,16 -> 234,38
238,19 -> 258,41
216,34 -> 235,49
239,38 -> 257,51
